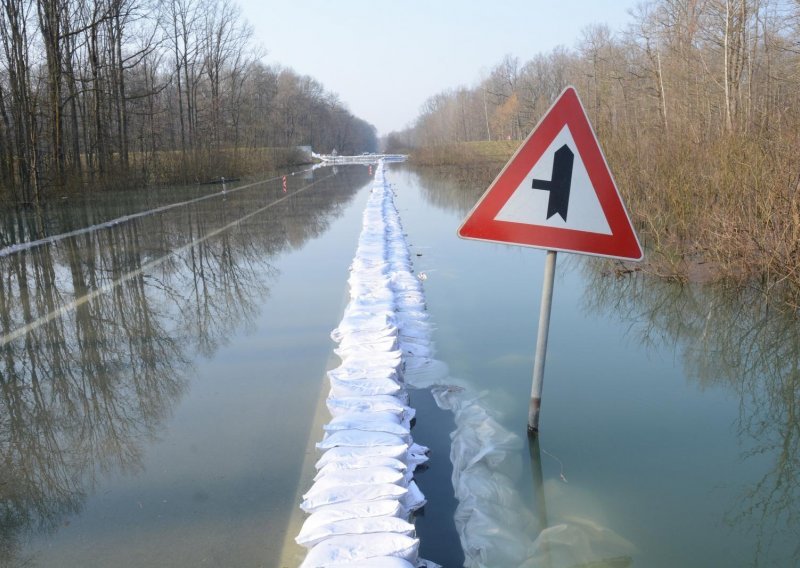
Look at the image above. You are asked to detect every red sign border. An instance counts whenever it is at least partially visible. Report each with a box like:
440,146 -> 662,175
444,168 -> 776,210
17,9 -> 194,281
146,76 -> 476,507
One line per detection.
457,86 -> 643,261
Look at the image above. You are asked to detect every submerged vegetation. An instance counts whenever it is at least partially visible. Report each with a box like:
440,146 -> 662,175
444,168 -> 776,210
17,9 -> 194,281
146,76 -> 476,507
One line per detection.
394,1 -> 800,305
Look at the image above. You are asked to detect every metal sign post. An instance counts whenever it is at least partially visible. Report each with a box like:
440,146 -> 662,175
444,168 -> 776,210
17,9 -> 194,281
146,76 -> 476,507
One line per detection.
528,250 -> 557,435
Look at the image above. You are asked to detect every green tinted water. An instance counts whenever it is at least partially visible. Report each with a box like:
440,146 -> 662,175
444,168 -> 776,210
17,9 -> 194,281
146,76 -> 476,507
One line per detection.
0,166 -> 372,566
1,163 -> 797,567
396,164 -> 800,568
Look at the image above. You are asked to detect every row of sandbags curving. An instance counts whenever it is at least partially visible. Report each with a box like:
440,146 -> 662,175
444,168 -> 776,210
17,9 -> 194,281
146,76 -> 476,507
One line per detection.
295,161 -> 440,568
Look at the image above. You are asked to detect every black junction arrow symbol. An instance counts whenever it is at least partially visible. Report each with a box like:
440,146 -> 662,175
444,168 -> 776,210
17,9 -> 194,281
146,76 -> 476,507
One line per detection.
531,144 -> 574,222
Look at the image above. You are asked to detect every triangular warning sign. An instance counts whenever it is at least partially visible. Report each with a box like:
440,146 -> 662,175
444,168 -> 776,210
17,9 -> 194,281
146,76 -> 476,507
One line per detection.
458,86 -> 643,261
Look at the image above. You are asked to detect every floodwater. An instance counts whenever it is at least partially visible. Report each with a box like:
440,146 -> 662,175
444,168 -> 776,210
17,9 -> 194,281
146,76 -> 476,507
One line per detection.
0,166 -> 372,567
396,165 -> 800,568
1,163 -> 798,567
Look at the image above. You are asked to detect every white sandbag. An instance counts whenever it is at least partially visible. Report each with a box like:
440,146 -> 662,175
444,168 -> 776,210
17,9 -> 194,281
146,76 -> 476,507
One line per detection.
349,270 -> 391,285
331,322 -> 396,343
323,415 -> 410,438
326,395 -> 410,417
337,335 -> 399,355
296,515 -> 416,547
407,443 -> 430,468
299,500 -> 403,534
332,322 -> 396,342
300,482 -> 408,513
315,444 -> 410,469
400,480 -> 427,512
349,261 -> 388,276
299,534 -> 420,567
343,299 -> 396,314
326,410 -> 402,427
314,456 -> 408,480
316,430 -> 408,450
329,377 -> 404,398
307,467 -> 405,495
333,312 -> 395,337
328,364 -> 399,383
333,347 -> 402,365
335,348 -> 402,367
338,307 -> 394,326
337,331 -> 398,351
348,279 -> 394,297
335,355 -> 402,373
347,282 -> 394,297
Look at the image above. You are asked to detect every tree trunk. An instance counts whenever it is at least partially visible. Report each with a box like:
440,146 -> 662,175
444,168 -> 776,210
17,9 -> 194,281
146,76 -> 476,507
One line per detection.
37,0 -> 65,187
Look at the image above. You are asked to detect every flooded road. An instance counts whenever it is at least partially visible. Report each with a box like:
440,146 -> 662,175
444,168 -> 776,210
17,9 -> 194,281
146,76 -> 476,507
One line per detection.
1,163 -> 799,567
1,166 -> 372,566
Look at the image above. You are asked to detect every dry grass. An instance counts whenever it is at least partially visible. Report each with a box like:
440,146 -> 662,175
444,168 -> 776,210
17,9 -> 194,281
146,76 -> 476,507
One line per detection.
409,140 -> 519,166
608,130 -> 800,299
141,146 -> 308,186
412,133 -> 800,307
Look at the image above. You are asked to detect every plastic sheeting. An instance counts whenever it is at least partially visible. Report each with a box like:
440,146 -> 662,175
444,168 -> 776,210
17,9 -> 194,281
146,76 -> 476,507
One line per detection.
296,161 -> 440,568
381,191 -> 635,566
405,320 -> 635,567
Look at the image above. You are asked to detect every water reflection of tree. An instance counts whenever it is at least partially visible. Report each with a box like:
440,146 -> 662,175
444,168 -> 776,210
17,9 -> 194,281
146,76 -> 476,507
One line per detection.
581,265 -> 800,566
0,165 -> 367,564
406,164 -> 497,214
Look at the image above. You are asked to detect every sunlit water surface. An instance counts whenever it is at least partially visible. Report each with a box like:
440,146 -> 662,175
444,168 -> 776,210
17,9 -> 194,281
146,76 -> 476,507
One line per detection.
1,163 -> 798,567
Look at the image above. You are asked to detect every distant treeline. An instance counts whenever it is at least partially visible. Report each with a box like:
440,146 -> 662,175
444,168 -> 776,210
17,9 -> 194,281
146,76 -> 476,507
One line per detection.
392,1 -> 800,302
0,0 -> 377,204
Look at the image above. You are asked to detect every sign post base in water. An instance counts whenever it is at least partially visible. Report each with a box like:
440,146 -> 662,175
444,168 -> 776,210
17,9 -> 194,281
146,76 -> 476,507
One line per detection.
528,250 -> 557,435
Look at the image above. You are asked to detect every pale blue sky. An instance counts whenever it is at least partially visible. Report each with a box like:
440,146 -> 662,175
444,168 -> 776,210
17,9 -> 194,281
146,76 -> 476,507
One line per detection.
236,1 -> 638,135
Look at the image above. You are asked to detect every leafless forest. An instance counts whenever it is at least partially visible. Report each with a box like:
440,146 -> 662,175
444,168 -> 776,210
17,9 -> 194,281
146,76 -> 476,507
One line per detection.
395,0 -> 800,300
0,0 -> 377,204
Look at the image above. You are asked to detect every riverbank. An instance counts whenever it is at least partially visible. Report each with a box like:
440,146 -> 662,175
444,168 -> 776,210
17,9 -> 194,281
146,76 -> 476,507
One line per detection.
410,140 -> 800,310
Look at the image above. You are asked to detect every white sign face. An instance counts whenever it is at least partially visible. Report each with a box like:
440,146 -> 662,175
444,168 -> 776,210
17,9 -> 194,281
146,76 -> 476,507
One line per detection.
494,125 -> 611,235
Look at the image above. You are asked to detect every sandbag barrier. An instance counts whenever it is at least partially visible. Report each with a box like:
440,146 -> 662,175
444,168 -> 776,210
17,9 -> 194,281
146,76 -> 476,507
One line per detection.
296,161 -> 439,568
